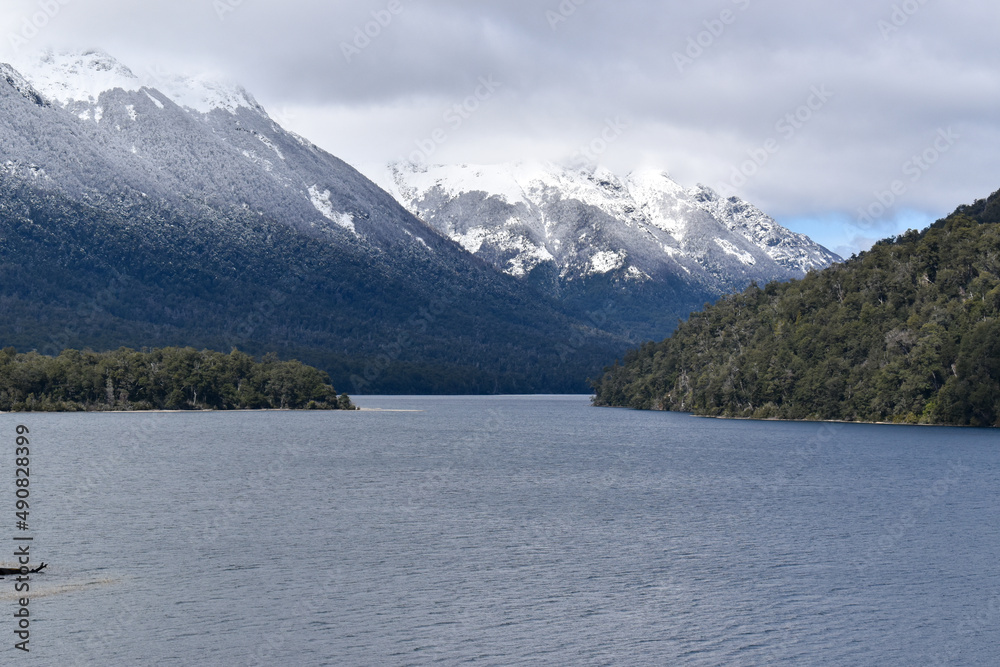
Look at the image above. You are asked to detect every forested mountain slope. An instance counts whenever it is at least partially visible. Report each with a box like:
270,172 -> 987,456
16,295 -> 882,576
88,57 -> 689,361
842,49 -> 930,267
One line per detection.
592,190 -> 1000,427
0,50 -> 624,393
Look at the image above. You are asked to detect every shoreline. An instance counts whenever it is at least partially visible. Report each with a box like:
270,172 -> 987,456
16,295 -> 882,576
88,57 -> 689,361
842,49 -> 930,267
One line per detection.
0,407 -> 424,414
593,403 -> 994,429
692,413 -> 991,429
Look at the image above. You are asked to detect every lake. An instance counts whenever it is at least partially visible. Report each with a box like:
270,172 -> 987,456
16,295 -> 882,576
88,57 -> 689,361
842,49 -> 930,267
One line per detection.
5,395 -> 999,665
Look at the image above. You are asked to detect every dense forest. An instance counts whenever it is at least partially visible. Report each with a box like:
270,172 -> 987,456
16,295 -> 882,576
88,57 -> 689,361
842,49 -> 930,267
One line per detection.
592,190 -> 1000,427
0,347 -> 355,412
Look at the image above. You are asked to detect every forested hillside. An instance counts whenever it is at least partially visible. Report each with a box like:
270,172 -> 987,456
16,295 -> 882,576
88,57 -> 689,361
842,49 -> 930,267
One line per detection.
592,190 -> 1000,427
0,347 -> 355,411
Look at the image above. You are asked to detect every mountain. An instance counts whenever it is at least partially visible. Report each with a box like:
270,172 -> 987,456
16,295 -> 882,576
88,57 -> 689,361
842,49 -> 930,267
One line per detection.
374,161 -> 840,341
0,49 -> 624,393
4,50 -> 439,247
592,190 -> 1000,427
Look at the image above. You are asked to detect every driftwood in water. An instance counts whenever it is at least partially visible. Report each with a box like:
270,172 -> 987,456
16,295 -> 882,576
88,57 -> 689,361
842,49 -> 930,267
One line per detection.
0,563 -> 46,576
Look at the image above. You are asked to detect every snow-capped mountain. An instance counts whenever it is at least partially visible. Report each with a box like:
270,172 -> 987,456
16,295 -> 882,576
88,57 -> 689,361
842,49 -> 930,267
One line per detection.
374,161 -> 840,339
0,49 -> 625,393
376,160 -> 839,294
3,49 -> 441,248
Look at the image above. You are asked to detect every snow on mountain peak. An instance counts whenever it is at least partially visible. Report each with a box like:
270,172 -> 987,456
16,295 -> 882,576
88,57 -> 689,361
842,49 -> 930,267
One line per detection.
623,169 -> 686,206
380,159 -> 841,296
145,69 -> 262,115
382,160 -> 546,207
11,49 -> 141,106
380,160 -> 651,213
9,48 -> 262,115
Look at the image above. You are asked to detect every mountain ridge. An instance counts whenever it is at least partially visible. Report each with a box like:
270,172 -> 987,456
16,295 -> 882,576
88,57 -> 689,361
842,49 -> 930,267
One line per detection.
373,160 -> 840,341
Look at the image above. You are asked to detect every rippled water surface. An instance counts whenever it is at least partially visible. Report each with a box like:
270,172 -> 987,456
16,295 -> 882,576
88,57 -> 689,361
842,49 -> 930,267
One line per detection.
8,396 -> 1000,664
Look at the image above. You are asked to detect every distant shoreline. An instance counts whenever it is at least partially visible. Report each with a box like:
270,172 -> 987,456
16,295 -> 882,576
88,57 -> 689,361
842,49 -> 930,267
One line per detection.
693,413 -> 988,429
0,407 -> 425,414
593,403 -> 992,428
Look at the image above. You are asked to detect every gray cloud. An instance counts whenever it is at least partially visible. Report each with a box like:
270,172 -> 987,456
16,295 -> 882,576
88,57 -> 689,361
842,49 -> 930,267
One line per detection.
1,0 -> 998,254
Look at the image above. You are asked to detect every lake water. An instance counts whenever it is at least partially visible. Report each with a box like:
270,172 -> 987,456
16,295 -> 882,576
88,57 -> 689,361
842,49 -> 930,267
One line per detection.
5,395 -> 1000,665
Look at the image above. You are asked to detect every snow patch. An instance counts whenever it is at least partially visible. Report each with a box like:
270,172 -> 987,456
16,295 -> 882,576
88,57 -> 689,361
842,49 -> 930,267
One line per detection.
241,150 -> 273,173
507,241 -> 555,277
714,238 -> 757,266
257,133 -> 284,160
2,161 -> 48,180
625,266 -> 651,281
125,104 -> 137,121
403,229 -> 433,252
144,91 -> 164,109
588,250 -> 626,275
308,186 -> 357,235
450,226 -> 553,277
452,227 -> 489,254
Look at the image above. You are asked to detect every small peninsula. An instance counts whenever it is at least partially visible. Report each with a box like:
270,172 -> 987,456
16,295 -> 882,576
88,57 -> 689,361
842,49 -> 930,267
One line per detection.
0,347 -> 355,412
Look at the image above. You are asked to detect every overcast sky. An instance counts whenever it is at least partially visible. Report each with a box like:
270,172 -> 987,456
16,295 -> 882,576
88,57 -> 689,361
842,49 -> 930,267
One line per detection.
2,0 -> 998,257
